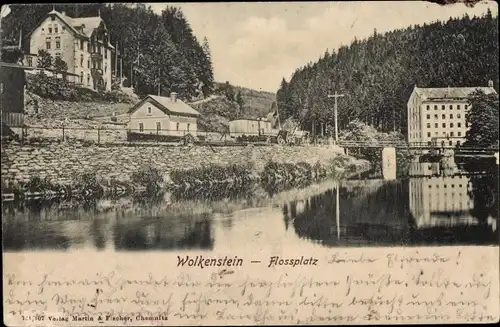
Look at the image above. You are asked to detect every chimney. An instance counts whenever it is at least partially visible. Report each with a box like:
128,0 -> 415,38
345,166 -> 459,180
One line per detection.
170,92 -> 177,102
488,80 -> 494,88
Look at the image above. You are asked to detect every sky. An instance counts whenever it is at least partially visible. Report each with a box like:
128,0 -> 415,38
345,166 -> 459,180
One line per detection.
147,1 -> 498,93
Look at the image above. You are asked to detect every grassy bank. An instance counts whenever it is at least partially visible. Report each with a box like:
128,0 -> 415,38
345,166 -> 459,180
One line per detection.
1,154 -> 369,202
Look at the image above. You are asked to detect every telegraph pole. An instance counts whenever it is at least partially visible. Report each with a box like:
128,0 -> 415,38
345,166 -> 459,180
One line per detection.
327,92 -> 345,143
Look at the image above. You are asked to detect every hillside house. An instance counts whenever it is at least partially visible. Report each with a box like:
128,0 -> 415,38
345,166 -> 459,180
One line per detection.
24,9 -> 114,91
128,93 -> 200,136
229,118 -> 273,136
407,81 -> 497,146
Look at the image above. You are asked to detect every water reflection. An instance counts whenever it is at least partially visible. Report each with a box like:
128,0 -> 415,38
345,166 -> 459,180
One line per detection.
2,160 -> 498,251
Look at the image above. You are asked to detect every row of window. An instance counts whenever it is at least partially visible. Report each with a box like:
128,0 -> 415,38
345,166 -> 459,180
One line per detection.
426,104 -> 468,111
428,183 -> 465,189
78,40 -> 108,58
42,21 -> 64,35
45,37 -> 61,50
426,113 -> 463,120
138,122 -> 191,132
409,131 -> 464,139
426,122 -> 465,128
426,131 -> 462,137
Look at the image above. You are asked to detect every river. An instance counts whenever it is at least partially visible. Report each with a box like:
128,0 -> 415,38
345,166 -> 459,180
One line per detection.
2,159 -> 498,252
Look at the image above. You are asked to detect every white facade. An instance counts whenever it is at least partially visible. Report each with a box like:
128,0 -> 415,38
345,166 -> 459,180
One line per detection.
129,94 -> 199,137
229,119 -> 272,136
406,84 -> 497,146
26,10 -> 113,91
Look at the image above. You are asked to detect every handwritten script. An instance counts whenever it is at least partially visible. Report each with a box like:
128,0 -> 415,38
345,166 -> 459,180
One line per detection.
3,248 -> 499,325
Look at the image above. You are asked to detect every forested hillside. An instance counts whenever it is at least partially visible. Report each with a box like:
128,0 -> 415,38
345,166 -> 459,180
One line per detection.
276,10 -> 498,135
2,4 -> 214,101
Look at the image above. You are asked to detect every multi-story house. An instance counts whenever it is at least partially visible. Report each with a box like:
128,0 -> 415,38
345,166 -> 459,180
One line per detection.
24,9 -> 114,91
406,81 -> 497,147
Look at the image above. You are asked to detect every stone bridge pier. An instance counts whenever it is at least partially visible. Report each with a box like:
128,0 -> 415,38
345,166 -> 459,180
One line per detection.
382,147 -> 397,180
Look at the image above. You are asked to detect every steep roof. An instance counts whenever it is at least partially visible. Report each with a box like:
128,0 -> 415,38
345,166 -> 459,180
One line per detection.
415,86 -> 497,99
71,16 -> 102,37
26,10 -> 115,48
129,95 -> 200,117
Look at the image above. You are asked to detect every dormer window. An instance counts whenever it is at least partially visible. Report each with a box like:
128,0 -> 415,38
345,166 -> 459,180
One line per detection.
147,107 -> 152,115
51,16 -> 55,21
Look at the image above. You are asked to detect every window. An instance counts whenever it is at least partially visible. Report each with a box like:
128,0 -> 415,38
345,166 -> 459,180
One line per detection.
457,114 -> 461,119
450,123 -> 454,128
458,132 -> 461,137
55,25 -> 58,33
176,123 -> 180,131
449,141 -> 453,146
80,40 -> 84,50
458,122 -> 461,127
87,74 -> 90,85
427,123 -> 431,128
27,57 -> 33,67
55,37 -> 61,49
147,107 -> 152,115
156,122 -> 161,131
62,26 -> 66,33
87,60 -> 90,68
427,132 -> 431,137
45,37 -> 51,49
465,104 -> 468,110
450,114 -> 453,119
139,123 -> 144,132
442,105 -> 445,110
80,55 -> 83,67
80,72 -> 83,83
434,123 -> 438,128
426,105 -> 430,110
48,27 -> 53,34
442,114 -> 445,119
449,104 -> 453,110
187,124 -> 190,132
426,114 -> 430,119
51,16 -> 55,21
104,49 -> 107,59
434,105 -> 437,110
450,132 -> 454,137
104,64 -> 107,73
87,42 -> 90,52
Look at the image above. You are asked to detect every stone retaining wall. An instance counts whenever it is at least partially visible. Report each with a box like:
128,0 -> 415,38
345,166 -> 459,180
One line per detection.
1,140 -> 346,185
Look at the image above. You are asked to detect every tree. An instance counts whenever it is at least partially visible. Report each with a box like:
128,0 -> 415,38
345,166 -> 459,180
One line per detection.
236,91 -> 245,110
465,89 -> 499,147
223,81 -> 235,102
37,49 -> 52,69
53,56 -> 68,78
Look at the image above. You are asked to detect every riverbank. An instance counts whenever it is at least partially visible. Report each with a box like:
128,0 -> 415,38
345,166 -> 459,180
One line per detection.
1,140 -> 370,202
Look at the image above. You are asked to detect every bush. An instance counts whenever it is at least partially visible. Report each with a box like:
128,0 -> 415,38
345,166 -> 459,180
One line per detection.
170,164 -> 254,200
26,73 -> 135,104
131,166 -> 164,194
74,172 -> 104,198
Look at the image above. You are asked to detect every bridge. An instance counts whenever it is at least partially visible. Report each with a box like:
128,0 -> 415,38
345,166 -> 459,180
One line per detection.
337,140 -> 499,153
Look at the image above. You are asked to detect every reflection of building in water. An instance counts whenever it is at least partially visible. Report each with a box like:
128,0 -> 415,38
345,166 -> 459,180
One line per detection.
409,161 -> 441,176
409,172 -> 496,231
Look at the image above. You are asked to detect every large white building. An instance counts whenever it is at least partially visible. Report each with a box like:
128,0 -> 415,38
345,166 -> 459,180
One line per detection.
24,9 -> 114,91
406,81 -> 497,147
